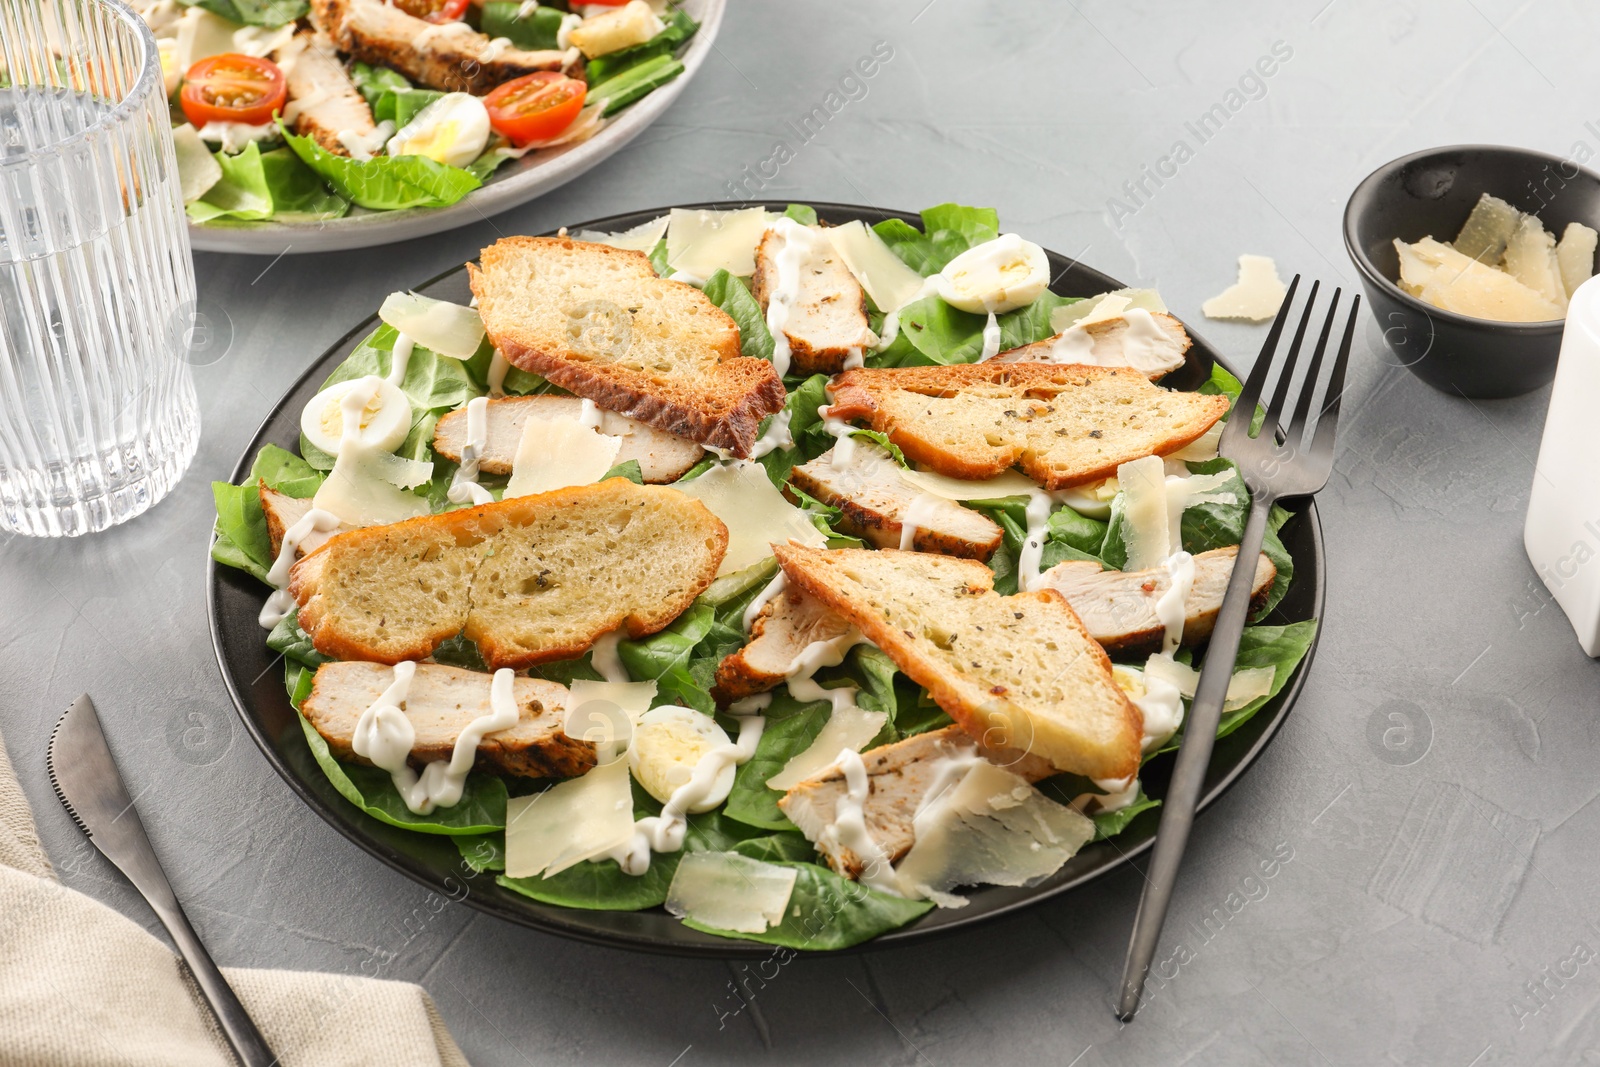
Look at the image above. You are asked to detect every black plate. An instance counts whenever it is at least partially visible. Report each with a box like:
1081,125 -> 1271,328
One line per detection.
208,201 -> 1325,958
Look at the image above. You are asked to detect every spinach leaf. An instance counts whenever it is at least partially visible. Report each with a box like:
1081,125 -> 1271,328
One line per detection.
731,832 -> 817,864
266,610 -> 329,670
280,123 -> 480,210
998,291 -> 1081,350
872,203 -> 998,276
897,691 -> 954,737
723,690 -> 832,831
702,270 -> 773,361
783,203 -> 818,225
601,459 -> 645,484
296,712 -> 507,835
968,495 -> 1108,595
758,373 -> 831,486
678,862 -> 932,949
350,64 -> 443,129
648,238 -> 672,277
872,294 -> 986,367
617,600 -> 716,711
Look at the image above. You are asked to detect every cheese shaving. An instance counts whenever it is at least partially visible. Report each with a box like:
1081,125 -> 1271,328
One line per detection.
672,460 -> 827,575
665,851 -> 797,933
1202,255 -> 1288,322
505,415 -> 622,498
504,757 -> 636,878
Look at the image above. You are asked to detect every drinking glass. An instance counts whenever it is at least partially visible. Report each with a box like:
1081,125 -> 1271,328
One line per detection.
0,0 -> 200,537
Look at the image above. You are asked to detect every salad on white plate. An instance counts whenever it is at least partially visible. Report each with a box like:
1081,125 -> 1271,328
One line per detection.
143,0 -> 698,225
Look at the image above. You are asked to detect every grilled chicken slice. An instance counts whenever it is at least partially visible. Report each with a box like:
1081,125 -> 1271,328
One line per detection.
711,584 -> 858,705
312,0 -> 568,95
750,225 -> 875,375
787,442 -> 1003,560
432,395 -> 705,484
988,310 -> 1192,379
1037,546 -> 1276,655
274,31 -> 375,156
778,725 -> 1056,879
301,661 -> 596,779
261,484 -> 349,560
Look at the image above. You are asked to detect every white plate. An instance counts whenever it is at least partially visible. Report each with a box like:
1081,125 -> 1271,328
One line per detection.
189,0 -> 723,256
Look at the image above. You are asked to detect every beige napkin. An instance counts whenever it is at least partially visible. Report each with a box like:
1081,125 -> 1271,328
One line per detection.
0,731 -> 471,1067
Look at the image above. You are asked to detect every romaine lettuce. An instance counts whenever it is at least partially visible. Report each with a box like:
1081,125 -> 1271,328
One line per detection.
280,123 -> 480,211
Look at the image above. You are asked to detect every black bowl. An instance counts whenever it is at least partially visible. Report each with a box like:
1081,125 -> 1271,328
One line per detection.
1343,144 -> 1600,398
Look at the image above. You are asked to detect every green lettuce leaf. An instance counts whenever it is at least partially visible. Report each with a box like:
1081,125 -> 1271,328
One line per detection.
479,0 -> 569,49
280,122 -> 479,210
783,203 -> 819,225
872,203 -> 998,276
702,270 -> 773,361
349,62 -> 442,128
188,144 -> 350,224
211,444 -> 324,580
296,711 -> 507,835
266,609 -> 329,670
584,7 -> 698,82
178,0 -> 304,28
678,862 -> 932,949
723,689 -> 832,831
617,600 -> 716,712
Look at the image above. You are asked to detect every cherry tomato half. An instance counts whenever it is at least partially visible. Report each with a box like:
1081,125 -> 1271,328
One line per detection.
393,0 -> 468,23
483,72 -> 587,147
179,54 -> 286,128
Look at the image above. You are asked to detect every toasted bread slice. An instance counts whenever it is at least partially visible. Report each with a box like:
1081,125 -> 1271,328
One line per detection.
773,544 -> 1142,780
274,32 -> 373,156
432,395 -> 705,484
469,236 -> 787,457
1038,547 -> 1276,656
750,224 -> 875,375
988,311 -> 1191,379
301,661 -> 595,779
787,442 -> 1002,559
778,725 -> 1056,879
826,363 -> 1229,490
290,478 -> 727,670
312,0 -> 566,94
711,583 -> 858,705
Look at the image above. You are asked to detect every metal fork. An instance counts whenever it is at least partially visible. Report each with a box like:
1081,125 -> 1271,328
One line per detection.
1115,276 -> 1357,1021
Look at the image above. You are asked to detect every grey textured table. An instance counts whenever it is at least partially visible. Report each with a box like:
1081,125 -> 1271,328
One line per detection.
4,1 -> 1597,1063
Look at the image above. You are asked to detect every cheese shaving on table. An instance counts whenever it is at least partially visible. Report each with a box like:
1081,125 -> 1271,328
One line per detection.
1202,254 -> 1288,322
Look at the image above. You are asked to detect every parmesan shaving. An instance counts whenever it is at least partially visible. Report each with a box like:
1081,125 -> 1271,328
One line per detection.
1202,254 -> 1288,322
672,460 -> 827,575
505,415 -> 622,497
665,852 -> 797,933
665,207 -> 771,280
1143,656 -> 1276,711
504,757 -> 636,878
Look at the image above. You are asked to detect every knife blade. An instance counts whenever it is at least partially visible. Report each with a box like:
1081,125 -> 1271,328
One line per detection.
47,695 -> 277,1067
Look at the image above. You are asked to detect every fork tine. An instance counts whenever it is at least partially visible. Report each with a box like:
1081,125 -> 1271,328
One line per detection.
1285,287 -> 1341,448
1309,294 -> 1360,461
1263,279 -> 1321,438
1221,275 -> 1300,454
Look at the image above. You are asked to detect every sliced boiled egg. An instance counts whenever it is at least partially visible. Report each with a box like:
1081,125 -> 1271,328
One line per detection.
385,92 -> 491,169
936,233 -> 1050,314
629,705 -> 734,811
300,377 -> 411,456
1056,475 -> 1119,519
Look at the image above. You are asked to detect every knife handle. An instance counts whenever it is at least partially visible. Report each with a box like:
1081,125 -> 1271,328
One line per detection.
147,890 -> 279,1067
115,850 -> 277,1067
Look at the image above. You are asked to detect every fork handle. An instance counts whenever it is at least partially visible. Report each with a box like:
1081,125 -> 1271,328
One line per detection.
1115,494 -> 1276,1021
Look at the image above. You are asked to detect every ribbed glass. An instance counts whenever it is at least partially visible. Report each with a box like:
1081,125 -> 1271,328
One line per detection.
0,0 -> 199,536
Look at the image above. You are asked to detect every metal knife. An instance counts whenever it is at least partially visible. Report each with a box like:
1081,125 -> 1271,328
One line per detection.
47,695 -> 277,1067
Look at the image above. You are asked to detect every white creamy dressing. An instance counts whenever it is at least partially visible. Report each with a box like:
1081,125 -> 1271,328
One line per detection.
1016,489 -> 1059,591
446,395 -> 495,506
196,121 -> 276,154
279,83 -> 329,126
979,311 -> 1002,361
412,18 -> 474,49
1046,307 -> 1180,375
665,269 -> 706,286
742,571 -> 787,632
1153,550 -> 1195,654
842,347 -> 865,370
745,406 -> 795,460
338,120 -> 395,162
387,333 -> 414,386
554,11 -> 583,49
1131,669 -> 1184,753
352,664 -> 522,815
818,404 -> 858,469
514,0 -> 539,17
477,35 -> 514,63
825,750 -> 900,893
760,218 -> 820,378
607,710 -> 766,875
898,493 -> 944,551
257,507 -> 343,628
874,276 -> 940,350
577,398 -> 603,429
590,630 -> 629,683
486,350 -> 510,396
